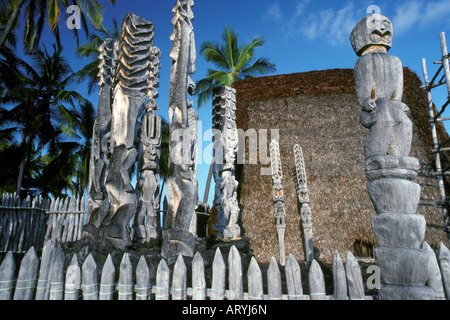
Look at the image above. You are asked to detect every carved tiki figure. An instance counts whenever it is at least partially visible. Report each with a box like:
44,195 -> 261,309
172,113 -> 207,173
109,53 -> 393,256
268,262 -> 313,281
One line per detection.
351,14 -> 434,300
162,0 -> 198,258
351,14 -> 414,166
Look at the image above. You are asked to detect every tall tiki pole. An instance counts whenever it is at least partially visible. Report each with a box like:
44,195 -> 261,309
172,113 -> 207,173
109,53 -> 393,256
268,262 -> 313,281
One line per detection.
294,145 -> 314,262
99,14 -> 157,249
212,85 -> 241,240
351,14 -> 434,299
133,46 -> 162,244
270,140 -> 286,266
84,38 -> 117,242
162,0 -> 198,259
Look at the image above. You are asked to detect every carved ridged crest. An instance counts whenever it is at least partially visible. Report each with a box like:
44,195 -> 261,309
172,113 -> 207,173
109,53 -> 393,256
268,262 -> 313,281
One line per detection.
115,13 -> 161,99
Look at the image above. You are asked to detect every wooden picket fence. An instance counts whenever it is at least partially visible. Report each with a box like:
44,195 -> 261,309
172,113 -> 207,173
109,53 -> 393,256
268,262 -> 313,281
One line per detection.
0,194 -> 48,253
0,240 -> 380,301
0,193 -> 86,253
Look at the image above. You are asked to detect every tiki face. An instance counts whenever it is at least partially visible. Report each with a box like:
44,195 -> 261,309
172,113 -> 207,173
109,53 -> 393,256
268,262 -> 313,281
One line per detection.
273,183 -> 284,202
350,14 -> 393,56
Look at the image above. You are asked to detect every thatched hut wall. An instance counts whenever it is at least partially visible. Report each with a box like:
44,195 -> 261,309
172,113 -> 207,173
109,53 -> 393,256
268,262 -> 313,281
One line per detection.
232,68 -> 449,264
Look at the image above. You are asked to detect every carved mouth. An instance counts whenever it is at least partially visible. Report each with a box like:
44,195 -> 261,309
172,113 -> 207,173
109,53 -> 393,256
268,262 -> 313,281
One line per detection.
371,30 -> 392,43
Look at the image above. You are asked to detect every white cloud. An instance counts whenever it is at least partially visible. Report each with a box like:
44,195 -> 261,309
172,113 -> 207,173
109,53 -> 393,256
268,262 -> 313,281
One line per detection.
263,3 -> 283,23
392,0 -> 450,35
263,1 -> 359,47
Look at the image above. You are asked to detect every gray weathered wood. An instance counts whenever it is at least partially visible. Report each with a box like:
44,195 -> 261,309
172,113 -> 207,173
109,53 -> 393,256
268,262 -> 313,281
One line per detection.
309,259 -> 326,300
136,256 -> 151,300
99,254 -> 115,300
332,251 -> 348,300
268,256 -> 282,300
247,257 -> 264,300
192,252 -> 206,300
49,246 -> 65,300
211,247 -> 226,300
438,242 -> 450,298
64,254 -> 81,300
172,254 -> 187,300
0,251 -> 16,300
118,252 -> 134,300
228,245 -> 243,300
13,246 -> 39,300
423,241 -> 446,299
285,253 -> 303,300
155,258 -> 170,300
345,251 -> 365,300
82,253 -> 98,300
35,240 -> 55,300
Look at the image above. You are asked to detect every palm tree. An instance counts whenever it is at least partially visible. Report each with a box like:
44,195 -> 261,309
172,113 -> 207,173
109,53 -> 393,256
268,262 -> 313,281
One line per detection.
56,100 -> 95,198
196,26 -> 277,107
0,43 -> 84,196
0,0 -> 116,52
74,18 -> 120,94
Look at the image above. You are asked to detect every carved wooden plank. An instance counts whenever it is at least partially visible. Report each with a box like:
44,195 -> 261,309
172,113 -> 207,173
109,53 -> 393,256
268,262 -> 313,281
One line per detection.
332,251 -> 348,300
438,242 -> 450,298
309,260 -> 326,300
99,254 -> 115,300
17,197 -> 29,252
44,198 -> 56,245
172,254 -> 187,300
64,254 -> 81,300
211,247 -> 226,300
285,253 -> 303,300
76,196 -> 85,241
49,246 -> 65,300
268,256 -> 282,300
345,251 -> 365,300
82,253 -> 98,300
62,198 -> 75,243
247,256 -> 264,300
0,252 -> 16,300
136,256 -> 151,300
228,245 -> 243,300
118,253 -> 134,300
35,240 -> 55,300
155,259 -> 170,300
13,246 -> 39,300
192,252 -> 206,300
423,242 -> 445,300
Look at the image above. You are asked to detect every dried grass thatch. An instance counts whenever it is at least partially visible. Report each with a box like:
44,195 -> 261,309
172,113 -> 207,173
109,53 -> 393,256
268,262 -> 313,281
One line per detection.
232,68 -> 449,264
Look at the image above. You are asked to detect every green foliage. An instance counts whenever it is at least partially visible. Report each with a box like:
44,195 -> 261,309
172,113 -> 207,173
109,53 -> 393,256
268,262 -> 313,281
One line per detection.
196,26 -> 277,107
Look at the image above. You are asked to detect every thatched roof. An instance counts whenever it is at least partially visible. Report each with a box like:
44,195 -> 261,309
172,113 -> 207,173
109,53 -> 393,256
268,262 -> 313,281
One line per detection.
232,68 -> 449,264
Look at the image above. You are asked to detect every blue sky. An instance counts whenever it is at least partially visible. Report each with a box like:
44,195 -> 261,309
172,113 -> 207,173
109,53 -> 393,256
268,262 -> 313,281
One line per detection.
13,0 -> 450,203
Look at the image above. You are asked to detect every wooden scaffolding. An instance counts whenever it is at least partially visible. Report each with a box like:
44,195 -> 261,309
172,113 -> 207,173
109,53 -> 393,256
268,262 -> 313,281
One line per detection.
422,32 -> 450,244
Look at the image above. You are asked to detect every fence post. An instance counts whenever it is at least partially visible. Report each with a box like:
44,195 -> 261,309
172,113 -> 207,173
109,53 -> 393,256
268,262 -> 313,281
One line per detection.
136,256 -> 151,300
35,240 -> 55,300
247,256 -> 264,300
309,260 -> 326,300
13,246 -> 39,300
82,253 -> 98,300
211,247 -> 226,300
118,253 -> 134,300
345,251 -> 365,300
156,259 -> 170,300
64,254 -> 81,300
268,256 -> 282,300
438,242 -> 450,298
285,253 -> 303,300
172,254 -> 187,300
49,246 -> 65,300
99,254 -> 115,300
332,251 -> 348,300
0,251 -> 16,300
228,245 -> 243,300
192,252 -> 206,300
